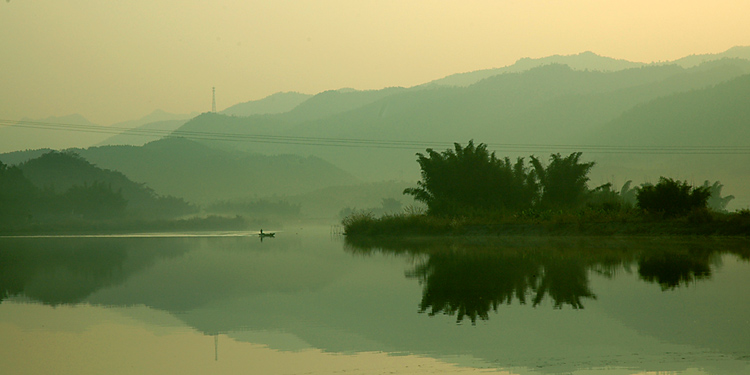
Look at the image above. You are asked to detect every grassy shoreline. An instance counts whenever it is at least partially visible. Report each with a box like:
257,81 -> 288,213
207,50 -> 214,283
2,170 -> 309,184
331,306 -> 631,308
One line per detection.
342,210 -> 750,238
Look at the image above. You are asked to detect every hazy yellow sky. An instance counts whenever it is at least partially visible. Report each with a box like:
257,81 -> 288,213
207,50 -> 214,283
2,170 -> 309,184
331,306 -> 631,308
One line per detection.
2,0 -> 749,125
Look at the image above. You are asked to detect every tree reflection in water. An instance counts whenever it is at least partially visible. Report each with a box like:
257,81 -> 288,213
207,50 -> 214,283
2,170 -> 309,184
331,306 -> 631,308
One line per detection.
407,250 -> 596,324
637,245 -> 713,290
345,236 -> 749,325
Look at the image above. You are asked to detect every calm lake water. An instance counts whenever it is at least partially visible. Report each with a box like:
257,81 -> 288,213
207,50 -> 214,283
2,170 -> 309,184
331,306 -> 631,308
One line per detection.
2,227 -> 749,375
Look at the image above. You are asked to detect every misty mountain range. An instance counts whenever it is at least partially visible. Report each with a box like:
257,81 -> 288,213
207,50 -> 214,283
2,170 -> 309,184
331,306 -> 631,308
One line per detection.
2,46 -> 750,211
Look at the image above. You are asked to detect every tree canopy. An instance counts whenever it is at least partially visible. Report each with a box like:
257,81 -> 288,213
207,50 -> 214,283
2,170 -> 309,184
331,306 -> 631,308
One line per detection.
637,177 -> 711,217
404,141 -> 596,216
530,152 -> 595,209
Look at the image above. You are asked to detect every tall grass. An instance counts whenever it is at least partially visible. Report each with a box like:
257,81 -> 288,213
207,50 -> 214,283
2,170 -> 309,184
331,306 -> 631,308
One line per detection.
342,207 -> 750,237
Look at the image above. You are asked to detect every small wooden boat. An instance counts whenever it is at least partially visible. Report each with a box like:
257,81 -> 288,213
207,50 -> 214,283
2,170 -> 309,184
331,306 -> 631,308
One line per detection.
258,229 -> 276,238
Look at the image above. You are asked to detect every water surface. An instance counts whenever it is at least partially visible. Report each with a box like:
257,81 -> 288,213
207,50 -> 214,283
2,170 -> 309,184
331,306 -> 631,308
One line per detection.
1,228 -> 749,374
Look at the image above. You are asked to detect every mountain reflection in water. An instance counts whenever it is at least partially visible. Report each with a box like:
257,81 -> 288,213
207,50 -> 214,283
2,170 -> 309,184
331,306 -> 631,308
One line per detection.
345,236 -> 750,324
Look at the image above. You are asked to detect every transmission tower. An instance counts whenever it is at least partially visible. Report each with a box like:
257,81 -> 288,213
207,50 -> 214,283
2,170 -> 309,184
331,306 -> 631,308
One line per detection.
212,87 -> 217,113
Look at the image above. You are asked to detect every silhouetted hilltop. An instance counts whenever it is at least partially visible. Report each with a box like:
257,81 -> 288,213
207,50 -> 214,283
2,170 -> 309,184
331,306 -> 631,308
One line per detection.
672,46 -> 750,68
76,137 -> 358,203
280,87 -> 408,124
221,91 -> 312,117
423,46 -> 750,88
0,148 -> 54,166
18,151 -> 194,217
424,50 -> 646,87
19,151 -> 137,194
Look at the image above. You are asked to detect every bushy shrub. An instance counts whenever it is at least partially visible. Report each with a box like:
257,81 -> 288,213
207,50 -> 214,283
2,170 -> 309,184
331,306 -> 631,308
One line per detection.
530,152 -> 595,209
403,141 -> 596,217
637,177 -> 711,217
404,140 -> 538,216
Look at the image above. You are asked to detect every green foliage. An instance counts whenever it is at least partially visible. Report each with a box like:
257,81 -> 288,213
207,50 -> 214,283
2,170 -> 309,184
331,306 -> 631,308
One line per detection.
61,181 -> 127,219
403,141 -> 598,217
0,161 -> 39,224
586,183 -> 623,212
403,140 -> 537,216
530,152 -> 595,209
702,180 -> 734,213
637,177 -> 711,217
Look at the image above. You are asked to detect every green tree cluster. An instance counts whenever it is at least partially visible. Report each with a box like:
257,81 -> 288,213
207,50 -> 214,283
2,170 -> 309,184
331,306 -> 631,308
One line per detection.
531,152 -> 595,209
636,177 -> 711,217
403,141 -> 594,216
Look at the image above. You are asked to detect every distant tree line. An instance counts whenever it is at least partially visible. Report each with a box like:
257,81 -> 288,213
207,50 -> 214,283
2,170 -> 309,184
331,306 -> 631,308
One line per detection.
403,141 -> 730,218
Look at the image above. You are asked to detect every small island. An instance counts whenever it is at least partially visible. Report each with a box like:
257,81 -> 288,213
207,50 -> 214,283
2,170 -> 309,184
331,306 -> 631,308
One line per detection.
343,141 -> 750,238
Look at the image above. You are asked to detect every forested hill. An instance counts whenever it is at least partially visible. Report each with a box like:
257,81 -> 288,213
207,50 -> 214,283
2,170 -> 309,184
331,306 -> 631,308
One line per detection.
594,73 -> 750,147
17,151 -> 194,217
75,137 -> 358,204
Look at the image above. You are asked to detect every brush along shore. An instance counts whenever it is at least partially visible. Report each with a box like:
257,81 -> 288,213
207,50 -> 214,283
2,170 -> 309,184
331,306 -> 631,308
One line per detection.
342,209 -> 750,238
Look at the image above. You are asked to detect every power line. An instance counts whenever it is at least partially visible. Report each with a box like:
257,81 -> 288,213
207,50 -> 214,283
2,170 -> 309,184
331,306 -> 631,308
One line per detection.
2,118 -> 749,155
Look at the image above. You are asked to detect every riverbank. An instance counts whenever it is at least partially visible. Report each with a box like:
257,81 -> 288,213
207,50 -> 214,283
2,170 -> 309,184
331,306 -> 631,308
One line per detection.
342,210 -> 750,238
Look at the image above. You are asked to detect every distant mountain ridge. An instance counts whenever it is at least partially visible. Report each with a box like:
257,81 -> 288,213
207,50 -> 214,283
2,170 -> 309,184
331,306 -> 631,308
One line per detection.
174,58 -> 750,177
75,137 -> 358,203
423,46 -> 750,88
0,110 -> 198,153
423,51 -> 646,88
107,109 -> 198,130
96,119 -> 190,147
170,57 -> 750,209
221,92 -> 312,117
671,46 -> 750,68
95,109 -> 199,147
